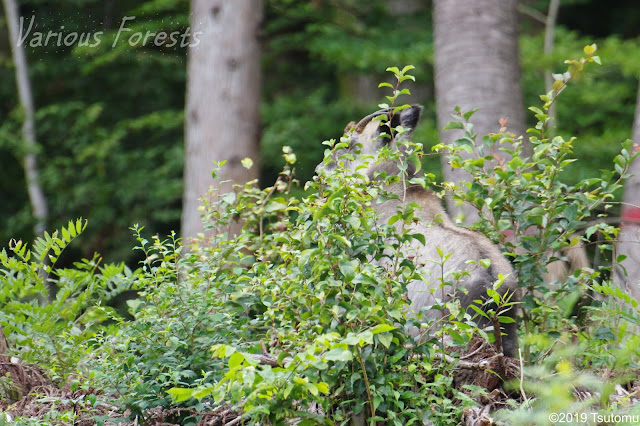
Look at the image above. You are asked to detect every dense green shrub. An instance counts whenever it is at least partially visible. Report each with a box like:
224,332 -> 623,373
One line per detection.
3,48 -> 640,425
89,68 -> 494,425
426,46 -> 640,423
437,46 -> 637,359
0,219 -> 134,383
158,52 -> 639,424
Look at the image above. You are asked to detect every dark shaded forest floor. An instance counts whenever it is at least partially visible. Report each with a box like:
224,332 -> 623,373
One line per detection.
1,340 -> 638,425
0,358 -> 240,425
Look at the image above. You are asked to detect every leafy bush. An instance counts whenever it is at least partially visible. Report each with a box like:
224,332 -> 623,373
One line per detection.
88,227 -> 243,422
89,68 -> 494,425
0,219 -> 134,384
3,47 -> 640,425
437,45 -> 638,361
425,45 -> 640,423
159,49 -> 639,424
141,67 -> 514,425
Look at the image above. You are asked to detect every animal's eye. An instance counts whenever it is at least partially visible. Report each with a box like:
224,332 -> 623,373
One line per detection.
347,134 -> 359,148
374,123 -> 394,141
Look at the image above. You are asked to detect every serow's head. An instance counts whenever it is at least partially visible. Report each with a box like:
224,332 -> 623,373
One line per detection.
316,105 -> 423,178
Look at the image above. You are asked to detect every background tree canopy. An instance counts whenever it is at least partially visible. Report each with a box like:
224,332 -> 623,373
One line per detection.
1,0 -> 640,265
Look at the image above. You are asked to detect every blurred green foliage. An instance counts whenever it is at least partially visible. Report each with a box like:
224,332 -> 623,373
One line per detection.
1,0 -> 640,266
0,0 -> 188,263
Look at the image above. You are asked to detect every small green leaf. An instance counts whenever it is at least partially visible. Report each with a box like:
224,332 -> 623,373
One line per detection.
221,192 -> 237,205
401,65 -> 415,74
167,388 -> 193,403
305,382 -> 319,396
339,260 -> 357,282
377,333 -> 392,349
330,233 -> 352,248
324,348 -> 353,362
469,304 -> 487,319
443,121 -> 464,130
241,157 -> 254,169
298,249 -> 317,270
462,109 -> 478,121
358,330 -> 374,345
61,227 -> 71,243
370,324 -> 397,334
284,383 -> 294,399
193,386 -> 215,400
346,216 -> 361,231
265,198 -> 287,212
406,154 -> 422,174
410,233 -> 426,246
479,259 -> 491,269
76,218 -> 86,234
316,382 -> 330,395
583,44 -> 596,56
228,351 -> 245,369
392,104 -> 410,114
343,333 -> 360,345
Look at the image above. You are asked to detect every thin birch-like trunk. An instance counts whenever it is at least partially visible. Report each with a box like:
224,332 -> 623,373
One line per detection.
3,0 -> 48,238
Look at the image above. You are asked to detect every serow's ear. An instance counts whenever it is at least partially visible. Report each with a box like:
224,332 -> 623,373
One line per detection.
399,104 -> 422,131
387,105 -> 422,139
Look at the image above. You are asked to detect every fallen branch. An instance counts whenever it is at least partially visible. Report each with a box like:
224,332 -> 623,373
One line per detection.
434,351 -> 504,370
252,347 -> 504,371
250,353 -> 292,367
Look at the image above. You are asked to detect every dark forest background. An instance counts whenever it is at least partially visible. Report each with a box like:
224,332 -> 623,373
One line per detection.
2,0 -> 640,265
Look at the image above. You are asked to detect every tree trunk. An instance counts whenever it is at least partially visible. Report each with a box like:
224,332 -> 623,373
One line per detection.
3,0 -> 48,237
433,0 -> 526,225
182,0 -> 262,241
615,80 -> 640,300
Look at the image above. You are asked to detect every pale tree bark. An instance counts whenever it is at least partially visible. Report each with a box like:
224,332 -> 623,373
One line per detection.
3,0 -> 48,237
182,0 -> 262,241
433,0 -> 527,224
615,80 -> 640,300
